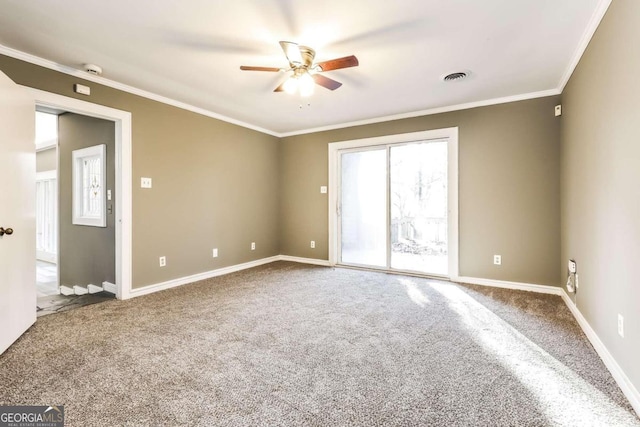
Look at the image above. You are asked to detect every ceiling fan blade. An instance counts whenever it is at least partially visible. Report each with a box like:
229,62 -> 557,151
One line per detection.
316,55 -> 359,72
240,66 -> 281,72
279,41 -> 302,65
274,82 -> 286,92
313,74 -> 343,91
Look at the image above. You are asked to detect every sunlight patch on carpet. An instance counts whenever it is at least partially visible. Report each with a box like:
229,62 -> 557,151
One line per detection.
430,282 -> 639,426
397,278 -> 430,307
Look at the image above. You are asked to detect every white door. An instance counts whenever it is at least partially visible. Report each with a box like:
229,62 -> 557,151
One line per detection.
0,71 -> 36,354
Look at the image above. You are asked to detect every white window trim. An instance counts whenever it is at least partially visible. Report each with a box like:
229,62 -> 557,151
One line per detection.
36,169 -> 58,263
72,144 -> 107,227
328,127 -> 459,280
36,169 -> 56,181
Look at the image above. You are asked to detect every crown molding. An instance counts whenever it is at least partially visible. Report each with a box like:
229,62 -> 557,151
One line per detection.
279,89 -> 561,137
0,44 -> 280,137
5,23 -> 611,140
558,0 -> 612,92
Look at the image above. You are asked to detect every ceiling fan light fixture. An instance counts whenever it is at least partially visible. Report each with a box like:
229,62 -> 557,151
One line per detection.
299,72 -> 315,97
283,76 -> 298,94
240,41 -> 358,94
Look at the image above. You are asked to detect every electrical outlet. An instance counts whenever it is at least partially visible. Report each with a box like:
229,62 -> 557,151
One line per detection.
320,186 -> 327,194
310,240 -> 315,248
251,242 -> 256,250
141,177 -> 152,188
618,314 -> 624,338
493,255 -> 502,265
212,248 -> 218,258
159,256 -> 166,267
575,273 -> 579,289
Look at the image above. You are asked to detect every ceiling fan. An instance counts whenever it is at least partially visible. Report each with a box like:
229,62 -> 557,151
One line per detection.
240,41 -> 359,96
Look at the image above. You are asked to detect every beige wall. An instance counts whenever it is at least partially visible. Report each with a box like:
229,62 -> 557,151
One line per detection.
36,147 -> 56,172
0,54 -> 281,289
281,96 -> 561,286
58,113 -> 116,287
2,54 -> 562,288
561,0 -> 640,393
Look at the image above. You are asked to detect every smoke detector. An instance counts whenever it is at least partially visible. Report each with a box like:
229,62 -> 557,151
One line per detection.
443,72 -> 468,82
83,64 -> 103,76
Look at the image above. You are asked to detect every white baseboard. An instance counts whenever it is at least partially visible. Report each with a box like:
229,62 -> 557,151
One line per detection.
457,275 -> 639,416
560,290 -> 640,416
127,256 -> 281,298
278,255 -> 332,267
455,276 -> 563,295
36,251 -> 57,264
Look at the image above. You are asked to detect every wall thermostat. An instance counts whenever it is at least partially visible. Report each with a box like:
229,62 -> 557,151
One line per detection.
74,83 -> 91,96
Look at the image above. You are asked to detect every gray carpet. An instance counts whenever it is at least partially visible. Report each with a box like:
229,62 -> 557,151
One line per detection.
1,261 -> 638,426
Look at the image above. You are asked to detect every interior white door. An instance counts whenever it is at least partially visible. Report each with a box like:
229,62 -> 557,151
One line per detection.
0,71 -> 36,354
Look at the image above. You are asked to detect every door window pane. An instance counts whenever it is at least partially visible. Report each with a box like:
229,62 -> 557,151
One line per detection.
340,149 -> 387,267
390,141 -> 448,275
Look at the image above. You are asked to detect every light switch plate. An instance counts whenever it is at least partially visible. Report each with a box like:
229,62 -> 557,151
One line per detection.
618,314 -> 624,338
107,189 -> 112,200
141,177 -> 152,188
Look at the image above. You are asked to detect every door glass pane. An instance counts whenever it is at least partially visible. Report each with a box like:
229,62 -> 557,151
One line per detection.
340,149 -> 387,267
390,141 -> 448,275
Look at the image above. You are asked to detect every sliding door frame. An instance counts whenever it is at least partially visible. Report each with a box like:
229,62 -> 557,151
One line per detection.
328,128 -> 459,279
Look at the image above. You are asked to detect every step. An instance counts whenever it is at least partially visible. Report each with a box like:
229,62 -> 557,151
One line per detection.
73,285 -> 88,295
102,281 -> 116,295
87,284 -> 103,294
60,285 -> 74,296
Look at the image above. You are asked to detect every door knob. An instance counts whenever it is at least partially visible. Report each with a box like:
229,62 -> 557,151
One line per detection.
0,227 -> 13,236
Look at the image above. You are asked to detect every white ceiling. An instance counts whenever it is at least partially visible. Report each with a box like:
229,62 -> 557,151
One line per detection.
0,0 -> 606,135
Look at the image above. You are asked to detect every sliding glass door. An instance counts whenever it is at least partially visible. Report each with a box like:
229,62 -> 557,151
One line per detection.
338,140 -> 449,276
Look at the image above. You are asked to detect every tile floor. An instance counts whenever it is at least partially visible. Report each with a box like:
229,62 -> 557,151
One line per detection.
36,260 -> 114,317
37,292 -> 115,317
36,260 -> 59,297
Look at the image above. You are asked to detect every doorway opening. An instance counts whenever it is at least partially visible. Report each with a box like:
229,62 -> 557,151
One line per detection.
24,87 -> 133,302
35,109 -> 121,316
329,128 -> 459,279
35,110 -> 59,299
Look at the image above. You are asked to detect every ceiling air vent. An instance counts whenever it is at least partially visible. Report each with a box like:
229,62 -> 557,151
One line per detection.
443,72 -> 467,82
